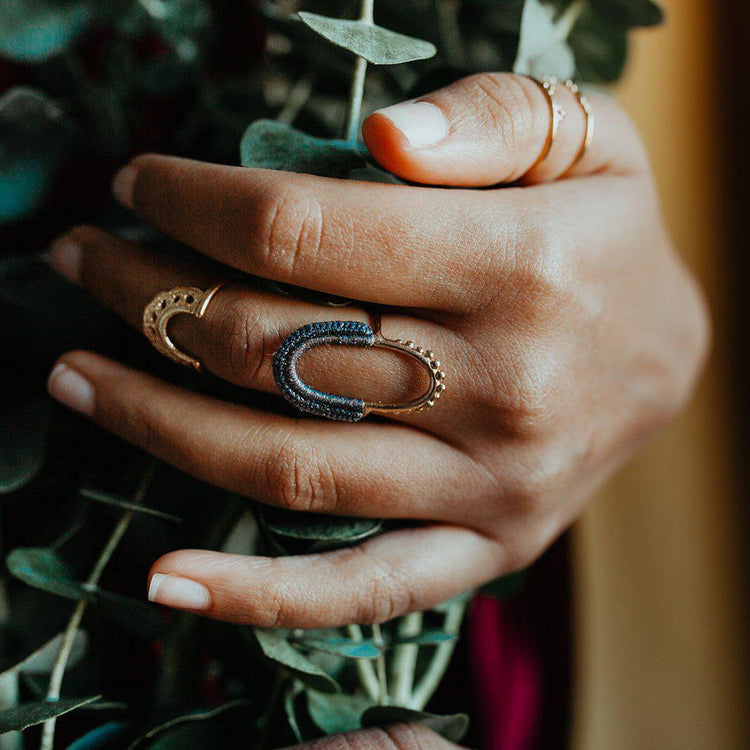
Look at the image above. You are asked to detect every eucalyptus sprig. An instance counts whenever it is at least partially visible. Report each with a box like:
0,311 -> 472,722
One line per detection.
0,1 -> 662,746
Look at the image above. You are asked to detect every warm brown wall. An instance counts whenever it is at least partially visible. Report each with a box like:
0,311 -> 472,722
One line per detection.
571,0 -> 749,747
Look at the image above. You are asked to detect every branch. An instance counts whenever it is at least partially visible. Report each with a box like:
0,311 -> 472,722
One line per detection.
40,461 -> 158,750
342,0 -> 375,141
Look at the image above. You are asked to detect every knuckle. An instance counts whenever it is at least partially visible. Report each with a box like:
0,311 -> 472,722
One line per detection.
256,182 -> 325,276
262,437 -> 339,514
210,298 -> 275,385
353,550 -> 415,624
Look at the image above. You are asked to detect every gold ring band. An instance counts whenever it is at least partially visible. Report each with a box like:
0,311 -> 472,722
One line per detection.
142,282 -> 225,371
560,78 -> 595,176
523,75 -> 566,178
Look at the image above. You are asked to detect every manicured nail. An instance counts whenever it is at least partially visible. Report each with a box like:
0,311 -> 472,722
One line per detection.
148,574 -> 212,611
112,165 -> 137,209
374,101 -> 448,148
47,363 -> 95,417
48,236 -> 82,285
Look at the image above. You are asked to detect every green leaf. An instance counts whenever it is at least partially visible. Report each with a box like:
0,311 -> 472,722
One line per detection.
6,548 -> 91,601
258,504 -> 383,544
0,1 -> 93,62
569,5 -> 628,82
513,0 -> 577,79
284,685 -> 304,744
252,629 -> 340,694
307,691 -> 375,735
68,722 -> 131,750
0,399 -> 50,494
480,569 -> 530,599
0,695 -> 100,734
240,120 -> 367,177
6,548 -> 165,638
390,630 -> 456,647
295,635 -> 381,660
361,706 -> 470,743
128,700 -> 252,749
593,0 -> 663,28
80,488 -> 182,524
0,631 -> 87,681
298,12 -> 437,66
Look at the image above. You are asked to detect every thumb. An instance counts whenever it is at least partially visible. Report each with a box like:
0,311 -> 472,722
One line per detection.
281,723 -> 462,749
362,72 -> 647,187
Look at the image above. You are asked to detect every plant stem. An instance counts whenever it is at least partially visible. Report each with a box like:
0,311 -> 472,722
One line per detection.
342,0 -> 375,141
410,597 -> 468,710
390,612 -> 422,706
371,623 -> 388,704
346,624 -> 380,701
40,461 -> 157,750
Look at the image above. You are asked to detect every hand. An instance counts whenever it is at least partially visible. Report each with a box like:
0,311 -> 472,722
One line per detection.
47,73 -> 709,626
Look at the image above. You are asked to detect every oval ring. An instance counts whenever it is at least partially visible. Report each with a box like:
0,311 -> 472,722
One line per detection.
272,321 -> 446,422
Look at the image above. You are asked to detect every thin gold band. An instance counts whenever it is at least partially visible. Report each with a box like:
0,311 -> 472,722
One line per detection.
560,78 -> 595,177
523,75 -> 566,178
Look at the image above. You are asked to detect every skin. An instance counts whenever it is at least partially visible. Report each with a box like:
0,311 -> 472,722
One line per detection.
47,74 -> 709,635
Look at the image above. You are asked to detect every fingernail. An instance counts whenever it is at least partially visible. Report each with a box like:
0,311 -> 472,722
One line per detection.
47,236 -> 82,285
374,101 -> 448,148
47,363 -> 95,417
112,165 -> 137,209
148,573 -> 212,611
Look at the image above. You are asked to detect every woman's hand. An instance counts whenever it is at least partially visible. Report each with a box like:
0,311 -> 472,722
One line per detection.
47,73 -> 709,626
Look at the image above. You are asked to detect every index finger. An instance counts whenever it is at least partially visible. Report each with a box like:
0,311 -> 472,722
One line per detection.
111,156 -> 504,311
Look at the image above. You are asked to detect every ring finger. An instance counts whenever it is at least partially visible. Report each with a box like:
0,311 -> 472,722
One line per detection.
49,225 -> 463,429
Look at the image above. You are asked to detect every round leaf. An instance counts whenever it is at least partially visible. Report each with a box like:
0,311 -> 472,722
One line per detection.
298,13 -> 436,66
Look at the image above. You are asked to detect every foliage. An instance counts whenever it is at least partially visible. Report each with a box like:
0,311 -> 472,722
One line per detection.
0,0 -> 661,747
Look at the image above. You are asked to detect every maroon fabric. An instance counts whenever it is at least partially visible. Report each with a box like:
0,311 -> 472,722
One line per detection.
469,595 -> 541,750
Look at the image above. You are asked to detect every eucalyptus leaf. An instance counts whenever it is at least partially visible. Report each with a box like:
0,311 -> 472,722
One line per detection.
0,399 -> 50,495
593,0 -> 663,27
298,13 -> 437,65
253,629 -> 340,694
390,630 -> 456,647
6,548 -> 91,602
258,504 -> 383,543
68,722 -> 131,750
0,631 -> 87,682
7,548 -> 165,638
0,695 -> 100,734
80,488 -> 182,524
307,691 -> 374,735
513,0 -> 576,79
295,635 -> 381,660
127,700 -> 252,750
284,685 -> 304,744
569,5 -> 628,82
0,1 -> 93,63
240,120 -> 367,177
361,706 -> 470,743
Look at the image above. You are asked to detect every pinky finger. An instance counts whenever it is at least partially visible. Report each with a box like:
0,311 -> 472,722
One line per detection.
147,525 -> 505,628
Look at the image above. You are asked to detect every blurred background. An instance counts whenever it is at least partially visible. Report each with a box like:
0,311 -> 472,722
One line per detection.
572,0 -> 750,746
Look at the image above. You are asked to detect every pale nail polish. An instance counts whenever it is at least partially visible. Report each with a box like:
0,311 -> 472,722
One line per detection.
375,101 -> 448,148
112,165 -> 138,209
148,573 -> 212,611
47,364 -> 95,417
48,237 -> 82,285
